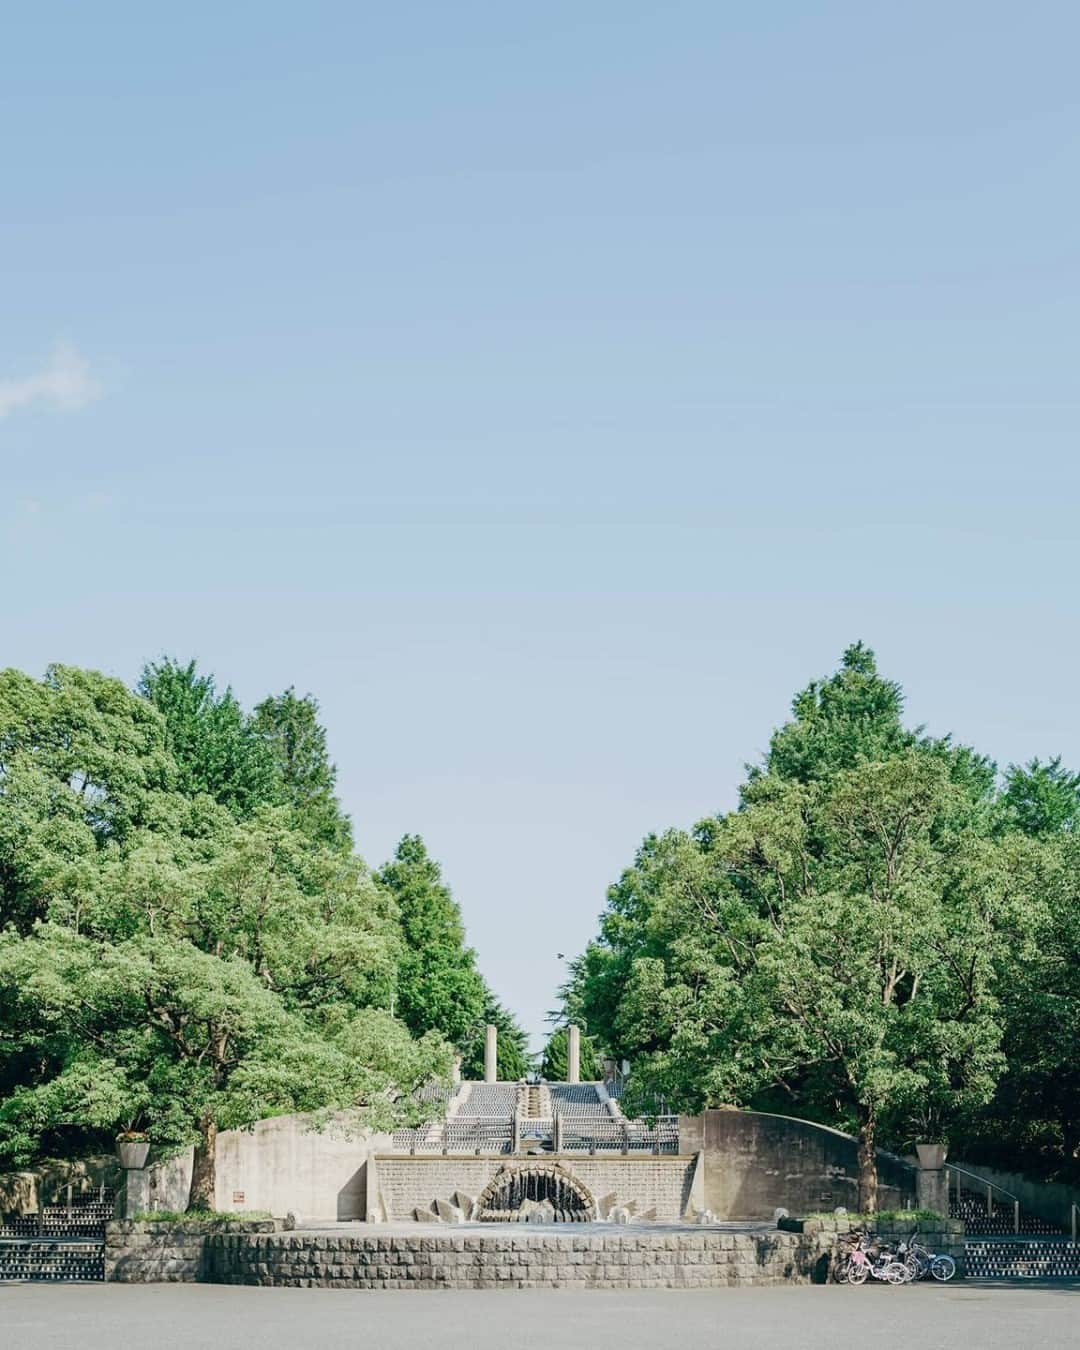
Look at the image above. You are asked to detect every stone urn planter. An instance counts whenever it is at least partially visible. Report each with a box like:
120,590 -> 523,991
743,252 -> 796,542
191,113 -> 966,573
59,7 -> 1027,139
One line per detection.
915,1142 -> 948,1170
116,1137 -> 151,1170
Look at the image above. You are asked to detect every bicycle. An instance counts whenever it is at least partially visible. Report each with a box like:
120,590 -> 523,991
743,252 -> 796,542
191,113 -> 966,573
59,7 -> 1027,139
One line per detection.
897,1234 -> 957,1282
838,1232 -> 912,1285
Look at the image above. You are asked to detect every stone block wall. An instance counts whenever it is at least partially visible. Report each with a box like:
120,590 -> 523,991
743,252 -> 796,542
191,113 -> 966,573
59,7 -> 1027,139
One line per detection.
207,1228 -> 835,1289
105,1219 -> 282,1283
805,1216 -> 966,1272
371,1154 -> 695,1221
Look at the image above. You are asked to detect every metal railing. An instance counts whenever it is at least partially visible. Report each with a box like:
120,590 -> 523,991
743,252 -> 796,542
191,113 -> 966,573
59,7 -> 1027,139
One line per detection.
391,1112 -> 681,1156
947,1164 -> 1021,1233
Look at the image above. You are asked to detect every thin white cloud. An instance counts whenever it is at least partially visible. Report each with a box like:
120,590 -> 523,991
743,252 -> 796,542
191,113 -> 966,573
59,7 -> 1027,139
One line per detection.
0,344 -> 102,420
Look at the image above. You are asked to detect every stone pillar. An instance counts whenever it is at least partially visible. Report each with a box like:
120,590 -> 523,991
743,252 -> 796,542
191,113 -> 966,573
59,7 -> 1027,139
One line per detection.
915,1143 -> 949,1217
484,1024 -> 498,1083
567,1024 -> 581,1084
122,1166 -> 150,1219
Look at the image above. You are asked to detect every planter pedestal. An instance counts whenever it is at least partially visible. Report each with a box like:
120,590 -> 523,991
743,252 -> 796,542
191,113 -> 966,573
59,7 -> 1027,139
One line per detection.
915,1142 -> 949,1215
117,1140 -> 151,1219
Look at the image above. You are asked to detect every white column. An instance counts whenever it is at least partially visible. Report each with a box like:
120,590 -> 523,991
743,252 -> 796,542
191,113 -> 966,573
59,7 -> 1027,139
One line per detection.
567,1024 -> 581,1084
484,1024 -> 498,1083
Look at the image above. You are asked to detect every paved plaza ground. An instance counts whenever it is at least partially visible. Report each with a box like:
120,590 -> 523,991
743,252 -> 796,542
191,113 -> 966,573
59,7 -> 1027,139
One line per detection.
3,1282 -> 1078,1350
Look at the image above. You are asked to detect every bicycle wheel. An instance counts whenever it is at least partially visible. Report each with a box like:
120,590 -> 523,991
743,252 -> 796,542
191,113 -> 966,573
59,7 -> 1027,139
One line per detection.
885,1262 -> 909,1284
904,1254 -> 921,1280
846,1259 -> 869,1285
930,1255 -> 956,1282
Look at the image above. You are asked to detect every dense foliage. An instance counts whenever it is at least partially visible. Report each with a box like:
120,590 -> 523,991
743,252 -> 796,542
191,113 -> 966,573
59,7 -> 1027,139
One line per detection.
564,644 -> 1080,1203
0,661 -> 524,1207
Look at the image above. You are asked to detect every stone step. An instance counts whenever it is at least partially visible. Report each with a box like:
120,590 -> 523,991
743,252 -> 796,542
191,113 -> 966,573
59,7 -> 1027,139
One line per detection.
964,1240 -> 1080,1281
951,1186 -> 1064,1239
0,1240 -> 105,1282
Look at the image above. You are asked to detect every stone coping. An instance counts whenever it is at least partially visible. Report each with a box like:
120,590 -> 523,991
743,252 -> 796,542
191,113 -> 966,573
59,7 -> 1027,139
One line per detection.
373,1152 -> 697,1161
802,1216 -> 965,1235
292,1219 -> 776,1236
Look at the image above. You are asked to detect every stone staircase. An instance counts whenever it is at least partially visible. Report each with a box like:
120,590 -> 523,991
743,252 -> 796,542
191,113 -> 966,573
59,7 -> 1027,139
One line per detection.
0,1239 -> 105,1282
518,1083 -> 552,1120
953,1185 -> 1080,1280
0,1191 -> 112,1282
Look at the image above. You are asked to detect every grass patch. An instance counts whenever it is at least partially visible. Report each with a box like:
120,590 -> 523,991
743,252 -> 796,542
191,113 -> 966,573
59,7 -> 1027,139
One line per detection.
130,1209 -> 272,1224
803,1209 -> 945,1223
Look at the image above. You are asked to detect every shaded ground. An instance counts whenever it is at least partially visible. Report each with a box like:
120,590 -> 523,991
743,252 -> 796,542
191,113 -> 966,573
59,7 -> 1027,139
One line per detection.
3,1282 -> 1078,1350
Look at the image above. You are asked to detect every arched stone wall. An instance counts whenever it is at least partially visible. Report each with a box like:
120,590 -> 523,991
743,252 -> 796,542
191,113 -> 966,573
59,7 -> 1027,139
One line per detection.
476,1162 -> 596,1221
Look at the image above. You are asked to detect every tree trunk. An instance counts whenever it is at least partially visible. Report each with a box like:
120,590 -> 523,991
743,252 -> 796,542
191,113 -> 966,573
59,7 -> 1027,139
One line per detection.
187,1112 -> 217,1212
856,1116 -> 878,1214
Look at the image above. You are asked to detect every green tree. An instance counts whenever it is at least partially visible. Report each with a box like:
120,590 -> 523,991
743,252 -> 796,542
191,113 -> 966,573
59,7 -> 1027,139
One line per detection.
0,926 -> 449,1206
0,664 -> 453,1208
1001,757 -> 1080,837
377,836 -> 487,1047
540,1026 -> 601,1082
251,688 -> 352,849
572,647 -> 1013,1208
757,640 -> 912,785
138,659 -> 276,816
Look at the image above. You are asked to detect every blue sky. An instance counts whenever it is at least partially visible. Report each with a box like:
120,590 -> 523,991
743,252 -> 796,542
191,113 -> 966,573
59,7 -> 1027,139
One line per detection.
2,3 -> 1078,1046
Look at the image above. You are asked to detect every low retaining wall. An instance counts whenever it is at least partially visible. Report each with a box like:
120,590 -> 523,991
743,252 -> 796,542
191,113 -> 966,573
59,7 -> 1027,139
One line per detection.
106,1215 -> 964,1287
371,1154 -> 697,1222
105,1219 -> 283,1283
207,1227 -> 834,1288
805,1216 -> 966,1274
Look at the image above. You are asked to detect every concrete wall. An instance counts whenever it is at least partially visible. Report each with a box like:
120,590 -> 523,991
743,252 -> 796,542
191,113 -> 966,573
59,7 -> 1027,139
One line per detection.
372,1154 -> 696,1221
951,1159 -> 1080,1234
145,1115 -> 392,1221
679,1111 -> 916,1218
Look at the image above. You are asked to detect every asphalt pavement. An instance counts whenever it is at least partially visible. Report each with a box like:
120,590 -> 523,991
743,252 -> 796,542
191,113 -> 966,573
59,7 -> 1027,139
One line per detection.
3,1281 -> 1078,1350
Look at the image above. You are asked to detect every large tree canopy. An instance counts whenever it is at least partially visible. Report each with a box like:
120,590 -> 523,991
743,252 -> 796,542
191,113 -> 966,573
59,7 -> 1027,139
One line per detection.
566,644 -> 1079,1199
0,662 -> 501,1209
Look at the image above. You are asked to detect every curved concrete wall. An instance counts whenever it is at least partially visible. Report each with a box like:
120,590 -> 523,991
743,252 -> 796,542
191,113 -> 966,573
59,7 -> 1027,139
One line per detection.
679,1110 -> 916,1218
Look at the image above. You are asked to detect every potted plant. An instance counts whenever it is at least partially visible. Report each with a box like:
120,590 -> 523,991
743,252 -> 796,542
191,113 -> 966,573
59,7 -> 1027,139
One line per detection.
116,1130 -> 151,1171
911,1102 -> 949,1170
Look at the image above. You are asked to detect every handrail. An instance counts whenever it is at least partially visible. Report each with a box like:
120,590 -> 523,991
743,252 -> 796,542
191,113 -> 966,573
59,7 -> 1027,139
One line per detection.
946,1165 -> 1021,1233
946,1164 -> 1020,1203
